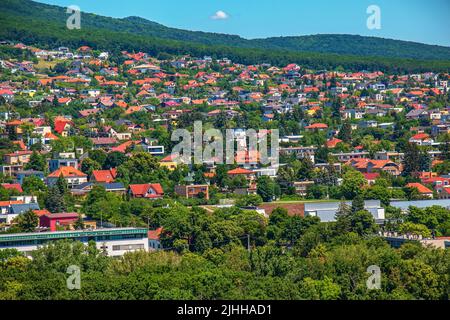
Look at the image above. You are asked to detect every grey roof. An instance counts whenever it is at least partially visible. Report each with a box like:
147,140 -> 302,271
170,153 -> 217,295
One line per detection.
101,182 -> 125,190
304,200 -> 381,211
71,182 -> 125,191
16,170 -> 44,175
391,199 -> 450,210
10,203 -> 40,214
406,109 -> 426,117
71,182 -> 92,190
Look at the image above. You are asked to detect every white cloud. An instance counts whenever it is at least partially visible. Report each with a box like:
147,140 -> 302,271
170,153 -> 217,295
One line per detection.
211,10 -> 229,20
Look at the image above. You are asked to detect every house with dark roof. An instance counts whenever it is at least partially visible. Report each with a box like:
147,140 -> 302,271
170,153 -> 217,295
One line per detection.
16,170 -> 45,185
71,182 -> 126,196
4,202 -> 40,224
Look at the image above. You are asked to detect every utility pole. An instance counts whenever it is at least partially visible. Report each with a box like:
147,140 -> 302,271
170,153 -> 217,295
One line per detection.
247,234 -> 251,253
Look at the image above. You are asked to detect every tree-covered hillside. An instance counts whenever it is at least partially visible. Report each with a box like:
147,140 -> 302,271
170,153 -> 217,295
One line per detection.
251,34 -> 450,61
2,0 -> 450,62
0,12 -> 449,72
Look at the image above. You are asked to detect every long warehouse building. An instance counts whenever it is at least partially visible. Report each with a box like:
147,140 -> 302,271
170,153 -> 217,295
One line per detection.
0,228 -> 149,257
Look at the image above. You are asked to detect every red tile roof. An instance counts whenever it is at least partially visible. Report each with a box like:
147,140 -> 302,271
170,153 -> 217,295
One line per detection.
160,154 -> 178,162
110,140 -> 138,153
362,173 -> 380,181
12,140 -> 27,150
48,166 -> 87,178
33,209 -> 51,217
91,169 -> 117,183
1,183 -> 23,193
326,138 -> 343,148
0,200 -> 24,207
4,150 -> 33,157
54,119 -> 71,134
43,212 -> 79,219
227,168 -> 254,175
305,123 -> 328,129
411,133 -> 430,140
406,183 -> 433,194
0,89 -> 14,95
129,184 -> 164,198
148,227 -> 163,240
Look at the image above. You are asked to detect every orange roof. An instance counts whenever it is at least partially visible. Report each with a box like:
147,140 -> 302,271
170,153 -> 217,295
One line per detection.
125,106 -> 143,114
411,133 -> 430,140
204,172 -> 215,178
430,88 -> 442,95
304,87 -> 319,93
38,78 -> 54,86
44,132 -> 59,140
91,169 -> 117,183
148,227 -> 163,240
227,168 -> 253,175
33,209 -> 51,217
0,200 -> 24,207
7,120 -> 22,126
326,138 -> 343,148
406,183 -> 433,194
4,150 -> 33,157
48,166 -> 87,178
1,183 -> 23,193
160,154 -> 177,162
111,140 -> 138,153
129,184 -> 164,198
192,99 -> 207,105
432,160 -> 444,167
235,150 -> 260,163
13,140 -> 27,150
347,159 -> 396,170
305,123 -> 328,129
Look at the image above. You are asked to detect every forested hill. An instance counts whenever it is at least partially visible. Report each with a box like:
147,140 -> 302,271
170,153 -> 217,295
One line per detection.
1,0 -> 450,72
251,34 -> 450,61
3,0 -> 450,61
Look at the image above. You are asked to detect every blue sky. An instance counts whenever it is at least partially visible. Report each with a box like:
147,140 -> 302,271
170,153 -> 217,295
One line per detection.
37,0 -> 450,46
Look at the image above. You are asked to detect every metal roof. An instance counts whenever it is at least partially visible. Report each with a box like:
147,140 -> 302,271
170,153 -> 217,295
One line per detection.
0,228 -> 148,242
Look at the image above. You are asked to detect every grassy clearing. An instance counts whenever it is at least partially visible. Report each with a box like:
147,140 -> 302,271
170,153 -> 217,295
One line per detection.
34,59 -> 58,70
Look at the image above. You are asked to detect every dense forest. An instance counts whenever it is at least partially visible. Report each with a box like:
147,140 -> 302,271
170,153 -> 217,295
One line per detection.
1,0 -> 450,73
1,204 -> 449,300
2,0 -> 450,61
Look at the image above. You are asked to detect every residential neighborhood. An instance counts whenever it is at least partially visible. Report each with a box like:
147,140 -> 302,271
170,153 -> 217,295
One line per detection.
1,42 -> 449,219
0,0 -> 449,303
